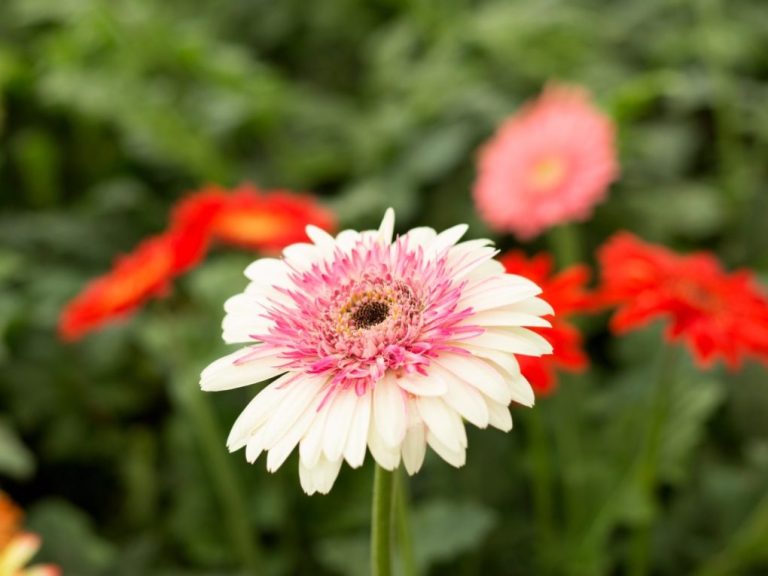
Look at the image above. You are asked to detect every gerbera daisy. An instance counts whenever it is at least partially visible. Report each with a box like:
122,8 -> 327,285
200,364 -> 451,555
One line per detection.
0,533 -> 60,576
596,232 -> 768,369
201,209 -> 553,494
0,493 -> 59,576
208,185 -> 336,253
170,184 -> 336,254
59,185 -> 335,341
499,251 -> 591,394
473,84 -> 618,240
58,233 -> 181,341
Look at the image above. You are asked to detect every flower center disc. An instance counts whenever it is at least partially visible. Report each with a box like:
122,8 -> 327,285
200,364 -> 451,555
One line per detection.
351,301 -> 390,329
528,155 -> 566,193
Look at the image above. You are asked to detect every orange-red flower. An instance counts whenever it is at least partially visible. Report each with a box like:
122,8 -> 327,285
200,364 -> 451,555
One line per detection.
59,184 -> 336,341
169,184 -> 336,254
210,185 -> 335,252
596,232 -> 768,369
167,189 -> 229,272
499,251 -> 591,395
0,492 -> 22,550
0,493 -> 59,576
59,234 -> 179,341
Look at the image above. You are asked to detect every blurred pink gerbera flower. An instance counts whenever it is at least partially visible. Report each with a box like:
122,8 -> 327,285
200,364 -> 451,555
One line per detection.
201,209 -> 552,494
473,84 -> 618,239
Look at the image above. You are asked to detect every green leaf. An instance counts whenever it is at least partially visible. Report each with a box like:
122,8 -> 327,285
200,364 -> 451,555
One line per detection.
0,418 -> 35,479
411,499 -> 497,571
316,535 -> 369,576
658,376 -> 725,484
27,499 -> 116,575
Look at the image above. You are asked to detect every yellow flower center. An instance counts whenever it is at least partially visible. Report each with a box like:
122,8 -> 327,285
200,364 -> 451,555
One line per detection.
528,156 -> 566,193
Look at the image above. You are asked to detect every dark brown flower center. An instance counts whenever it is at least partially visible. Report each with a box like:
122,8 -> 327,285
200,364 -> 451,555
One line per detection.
351,301 -> 389,329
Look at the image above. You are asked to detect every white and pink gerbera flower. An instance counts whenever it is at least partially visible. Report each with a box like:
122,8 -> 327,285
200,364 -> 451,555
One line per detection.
201,209 -> 552,494
473,84 -> 618,240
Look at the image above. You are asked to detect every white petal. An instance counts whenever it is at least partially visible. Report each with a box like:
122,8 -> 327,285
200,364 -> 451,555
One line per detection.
461,344 -> 521,376
306,225 -> 337,257
446,240 -> 497,278
322,389 -> 359,462
368,413 -> 401,470
299,456 -> 343,495
300,400 -> 332,468
266,395 -> 322,472
450,243 -> 495,263
244,257 -> 291,284
259,375 -> 328,450
374,373 -> 407,448
200,348 -> 285,391
378,208 -> 395,244
426,224 -> 468,258
343,389 -> 372,468
486,400 -> 513,432
282,242 -> 320,271
435,354 -> 511,405
506,373 -> 536,407
427,431 -> 466,468
401,424 -> 427,475
245,427 -> 267,463
503,296 -> 555,316
465,259 -> 506,284
468,328 -> 553,356
395,372 -> 447,397
433,364 -> 490,429
447,239 -> 494,264
468,310 -> 551,328
334,229 -> 360,252
227,375 -> 293,450
243,280 -> 293,306
460,276 -> 542,313
222,294 -> 273,343
416,396 -> 465,452
403,226 -> 437,249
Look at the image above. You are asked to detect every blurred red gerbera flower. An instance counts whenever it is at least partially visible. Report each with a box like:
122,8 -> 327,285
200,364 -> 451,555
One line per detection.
499,251 -> 591,395
596,232 -> 768,369
59,184 -> 336,341
59,233 -> 180,341
207,184 -> 336,252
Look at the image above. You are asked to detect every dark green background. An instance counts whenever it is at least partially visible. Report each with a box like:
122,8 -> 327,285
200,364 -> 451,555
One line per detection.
1,0 -> 768,574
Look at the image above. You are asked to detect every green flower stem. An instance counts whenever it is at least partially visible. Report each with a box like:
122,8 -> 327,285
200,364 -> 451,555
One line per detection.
549,223 -> 582,268
527,406 -> 555,575
169,368 -> 261,574
372,465 -> 395,576
394,469 -> 418,576
694,491 -> 768,576
629,345 -> 680,576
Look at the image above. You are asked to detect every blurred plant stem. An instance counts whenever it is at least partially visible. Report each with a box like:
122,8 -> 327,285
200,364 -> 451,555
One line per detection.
629,345 -> 680,576
527,405 -> 555,575
549,223 -> 582,268
159,312 -> 261,574
372,465 -> 395,576
168,366 -> 261,575
394,468 -> 418,576
693,491 -> 768,576
554,378 -> 587,550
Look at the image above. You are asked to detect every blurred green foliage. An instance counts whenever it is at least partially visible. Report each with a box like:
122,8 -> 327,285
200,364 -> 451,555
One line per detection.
1,0 -> 768,574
